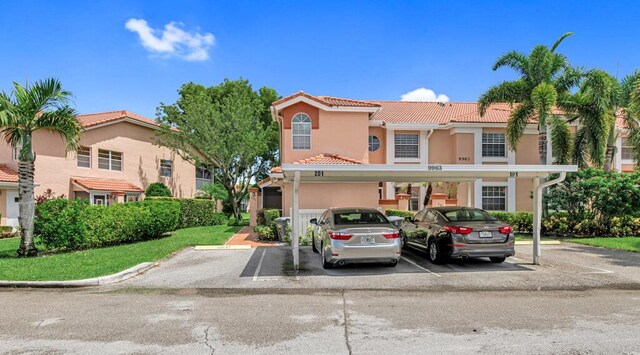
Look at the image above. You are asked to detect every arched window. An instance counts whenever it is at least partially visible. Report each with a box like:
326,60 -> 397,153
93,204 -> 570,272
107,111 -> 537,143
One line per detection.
368,135 -> 380,152
292,113 -> 311,150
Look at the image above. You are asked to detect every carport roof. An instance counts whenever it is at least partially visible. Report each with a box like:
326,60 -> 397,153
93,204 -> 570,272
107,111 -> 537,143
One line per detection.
280,163 -> 578,182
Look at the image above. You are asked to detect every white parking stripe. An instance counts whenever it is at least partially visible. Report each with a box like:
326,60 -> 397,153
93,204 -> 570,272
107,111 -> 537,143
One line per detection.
252,249 -> 267,281
401,256 -> 441,277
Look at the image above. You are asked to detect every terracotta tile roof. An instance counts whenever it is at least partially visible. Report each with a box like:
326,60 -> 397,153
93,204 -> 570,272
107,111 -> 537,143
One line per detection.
271,153 -> 363,173
272,91 -> 380,108
0,164 -> 18,183
76,110 -> 160,129
71,177 -> 144,192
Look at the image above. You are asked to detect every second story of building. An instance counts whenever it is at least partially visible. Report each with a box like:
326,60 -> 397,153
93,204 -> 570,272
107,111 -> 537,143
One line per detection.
0,110 -> 212,202
271,91 -> 635,172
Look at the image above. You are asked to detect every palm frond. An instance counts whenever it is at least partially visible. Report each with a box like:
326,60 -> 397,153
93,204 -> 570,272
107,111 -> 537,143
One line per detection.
35,106 -> 81,152
506,102 -> 534,150
548,116 -> 572,164
550,32 -> 574,53
572,126 -> 589,167
477,80 -> 528,116
492,50 -> 528,75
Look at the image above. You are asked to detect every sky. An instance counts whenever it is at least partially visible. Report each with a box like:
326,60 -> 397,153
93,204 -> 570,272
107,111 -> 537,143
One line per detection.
1,1 -> 639,118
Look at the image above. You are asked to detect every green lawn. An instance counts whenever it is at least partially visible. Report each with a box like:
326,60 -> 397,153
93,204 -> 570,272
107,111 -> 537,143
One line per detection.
568,237 -> 640,253
0,225 -> 240,281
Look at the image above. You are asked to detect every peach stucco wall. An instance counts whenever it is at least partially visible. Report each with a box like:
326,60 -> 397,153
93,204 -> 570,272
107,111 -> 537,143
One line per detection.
368,126 -> 386,164
281,182 -> 379,216
0,121 -> 196,198
281,103 -> 370,163
428,130 -> 455,164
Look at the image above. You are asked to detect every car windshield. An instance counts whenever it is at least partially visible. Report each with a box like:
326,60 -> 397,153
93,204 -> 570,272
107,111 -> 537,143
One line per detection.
443,209 -> 497,222
334,211 -> 388,225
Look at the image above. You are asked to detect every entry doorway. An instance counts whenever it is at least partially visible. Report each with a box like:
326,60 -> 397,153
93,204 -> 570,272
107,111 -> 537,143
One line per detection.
263,187 -> 282,215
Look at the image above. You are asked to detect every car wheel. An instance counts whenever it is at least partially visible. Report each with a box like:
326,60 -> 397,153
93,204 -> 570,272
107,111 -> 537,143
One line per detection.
490,257 -> 506,263
321,243 -> 333,269
311,235 -> 319,253
427,240 -> 444,264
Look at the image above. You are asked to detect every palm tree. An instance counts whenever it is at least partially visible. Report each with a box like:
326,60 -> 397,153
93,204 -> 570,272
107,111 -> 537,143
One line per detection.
0,78 -> 81,257
619,73 -> 640,167
478,33 -> 582,164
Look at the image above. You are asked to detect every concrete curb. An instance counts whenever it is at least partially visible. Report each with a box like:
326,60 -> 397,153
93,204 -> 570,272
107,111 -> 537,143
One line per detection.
515,240 -> 562,245
0,262 -> 158,288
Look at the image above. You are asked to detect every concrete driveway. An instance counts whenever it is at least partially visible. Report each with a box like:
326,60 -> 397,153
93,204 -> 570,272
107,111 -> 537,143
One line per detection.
118,242 -> 640,292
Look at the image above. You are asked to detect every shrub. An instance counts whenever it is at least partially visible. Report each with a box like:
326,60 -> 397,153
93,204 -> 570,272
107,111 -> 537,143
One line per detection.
0,225 -> 17,239
177,199 -> 224,228
254,225 -> 276,240
137,199 -> 181,238
84,203 -> 153,247
490,211 -> 533,233
35,199 -> 88,250
227,216 -> 238,226
385,209 -> 414,219
145,182 -> 172,197
257,209 -> 280,226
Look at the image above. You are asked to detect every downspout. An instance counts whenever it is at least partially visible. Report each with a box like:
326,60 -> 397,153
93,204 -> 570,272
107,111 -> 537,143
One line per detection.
532,171 -> 567,265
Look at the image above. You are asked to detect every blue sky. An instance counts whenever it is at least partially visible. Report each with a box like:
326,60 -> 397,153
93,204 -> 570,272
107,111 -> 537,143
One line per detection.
1,1 -> 639,118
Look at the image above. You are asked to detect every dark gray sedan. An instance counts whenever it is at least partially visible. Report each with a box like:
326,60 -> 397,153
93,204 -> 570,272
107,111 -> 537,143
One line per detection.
399,206 -> 515,264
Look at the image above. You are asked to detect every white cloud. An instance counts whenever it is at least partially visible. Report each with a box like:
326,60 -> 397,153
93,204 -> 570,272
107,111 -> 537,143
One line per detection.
125,18 -> 215,61
400,87 -> 449,102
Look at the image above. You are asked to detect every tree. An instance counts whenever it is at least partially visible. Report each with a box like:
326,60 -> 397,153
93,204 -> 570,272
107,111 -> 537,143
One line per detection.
478,33 -> 582,164
145,182 -> 172,197
156,79 -> 278,220
0,78 -> 81,257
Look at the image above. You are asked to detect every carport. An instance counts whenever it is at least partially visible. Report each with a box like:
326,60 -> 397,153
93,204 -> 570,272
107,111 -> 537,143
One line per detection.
281,163 -> 578,269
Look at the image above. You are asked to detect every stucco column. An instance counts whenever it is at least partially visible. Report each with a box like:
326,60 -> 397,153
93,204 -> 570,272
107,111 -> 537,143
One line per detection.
395,193 -> 410,211
249,187 -> 259,226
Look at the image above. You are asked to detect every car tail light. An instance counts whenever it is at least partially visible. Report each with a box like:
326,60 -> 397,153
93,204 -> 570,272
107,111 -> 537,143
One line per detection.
383,232 -> 400,239
329,231 -> 353,240
499,226 -> 513,234
444,226 -> 473,235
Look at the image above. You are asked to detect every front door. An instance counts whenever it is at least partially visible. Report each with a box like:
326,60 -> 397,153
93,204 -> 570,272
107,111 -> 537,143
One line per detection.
93,194 -> 108,205
263,187 -> 282,215
5,190 -> 19,228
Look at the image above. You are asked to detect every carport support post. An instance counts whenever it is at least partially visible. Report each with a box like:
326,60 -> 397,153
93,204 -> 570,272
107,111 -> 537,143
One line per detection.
292,171 -> 300,270
532,177 -> 541,265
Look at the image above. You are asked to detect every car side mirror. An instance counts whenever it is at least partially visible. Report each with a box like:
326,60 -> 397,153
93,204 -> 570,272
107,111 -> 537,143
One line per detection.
309,218 -> 318,225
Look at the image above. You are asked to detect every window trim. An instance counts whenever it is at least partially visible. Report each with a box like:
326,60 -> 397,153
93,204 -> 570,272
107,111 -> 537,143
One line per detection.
160,159 -> 173,178
481,185 -> 508,211
481,133 -> 507,159
291,113 -> 312,150
76,146 -> 92,169
97,149 -> 123,172
394,132 -> 420,159
621,136 -> 635,163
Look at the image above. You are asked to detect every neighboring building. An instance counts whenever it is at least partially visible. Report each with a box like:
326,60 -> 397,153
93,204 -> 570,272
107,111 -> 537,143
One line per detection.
250,91 -> 635,226
0,110 -> 211,228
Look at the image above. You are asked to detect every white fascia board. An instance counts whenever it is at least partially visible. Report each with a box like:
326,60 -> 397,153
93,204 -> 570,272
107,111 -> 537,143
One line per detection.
269,173 -> 284,180
272,96 -> 381,113
384,123 -> 442,130
82,117 -> 160,132
280,163 -> 578,182
368,120 -> 384,126
0,182 -> 18,189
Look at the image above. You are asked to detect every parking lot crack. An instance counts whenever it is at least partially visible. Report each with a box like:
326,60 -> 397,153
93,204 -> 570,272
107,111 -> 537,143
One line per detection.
342,290 -> 353,355
203,325 -> 215,354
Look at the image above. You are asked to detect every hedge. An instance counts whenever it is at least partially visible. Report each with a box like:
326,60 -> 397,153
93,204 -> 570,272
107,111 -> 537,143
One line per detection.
385,209 -> 414,219
34,197 -> 226,251
490,211 -> 533,233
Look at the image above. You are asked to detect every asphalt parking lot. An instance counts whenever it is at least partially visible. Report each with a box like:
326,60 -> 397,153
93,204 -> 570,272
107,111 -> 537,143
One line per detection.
119,242 -> 640,292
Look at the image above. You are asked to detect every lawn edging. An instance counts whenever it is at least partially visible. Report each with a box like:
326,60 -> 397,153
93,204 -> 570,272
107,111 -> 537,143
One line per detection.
0,261 -> 158,288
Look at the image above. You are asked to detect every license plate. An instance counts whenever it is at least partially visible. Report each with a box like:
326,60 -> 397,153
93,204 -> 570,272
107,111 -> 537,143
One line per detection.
479,231 -> 493,238
361,236 -> 375,244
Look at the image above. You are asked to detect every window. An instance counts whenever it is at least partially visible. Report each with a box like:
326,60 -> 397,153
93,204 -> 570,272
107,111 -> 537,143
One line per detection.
196,166 -> 213,190
621,137 -> 634,161
126,194 -> 140,202
482,186 -> 507,211
292,113 -> 311,150
443,209 -> 497,222
12,143 -> 21,161
368,135 -> 381,152
482,133 -> 507,158
92,194 -> 108,206
333,211 -> 388,225
98,149 -> 122,171
77,146 -> 91,168
395,133 -> 419,158
160,159 -> 173,177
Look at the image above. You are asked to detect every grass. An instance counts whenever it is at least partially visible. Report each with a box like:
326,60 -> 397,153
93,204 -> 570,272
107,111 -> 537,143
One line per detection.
568,237 -> 640,253
0,225 -> 240,281
514,233 -> 556,241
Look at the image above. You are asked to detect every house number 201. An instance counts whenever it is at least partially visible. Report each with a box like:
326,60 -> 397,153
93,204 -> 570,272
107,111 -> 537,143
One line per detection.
314,171 -> 324,176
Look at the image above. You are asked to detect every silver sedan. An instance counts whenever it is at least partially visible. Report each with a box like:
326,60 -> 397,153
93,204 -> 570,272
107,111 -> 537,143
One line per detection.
310,207 -> 402,269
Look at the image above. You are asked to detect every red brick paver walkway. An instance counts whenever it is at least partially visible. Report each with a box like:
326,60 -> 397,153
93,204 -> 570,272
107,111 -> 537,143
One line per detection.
225,227 -> 278,247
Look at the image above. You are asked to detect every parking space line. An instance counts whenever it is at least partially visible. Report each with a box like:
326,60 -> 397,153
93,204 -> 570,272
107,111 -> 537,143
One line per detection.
400,256 -> 441,277
252,249 -> 267,281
